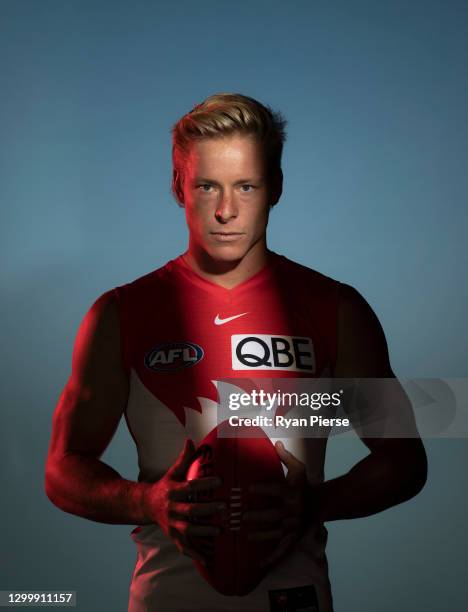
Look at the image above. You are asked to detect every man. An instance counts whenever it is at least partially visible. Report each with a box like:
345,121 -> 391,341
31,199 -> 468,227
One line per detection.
45,93 -> 427,611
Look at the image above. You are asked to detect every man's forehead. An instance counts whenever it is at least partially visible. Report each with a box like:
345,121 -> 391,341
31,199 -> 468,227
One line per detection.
185,134 -> 265,171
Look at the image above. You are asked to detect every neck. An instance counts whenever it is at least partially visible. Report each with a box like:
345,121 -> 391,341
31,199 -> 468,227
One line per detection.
184,239 -> 270,289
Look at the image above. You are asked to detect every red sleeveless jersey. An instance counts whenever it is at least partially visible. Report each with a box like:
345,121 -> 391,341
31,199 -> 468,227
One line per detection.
113,251 -> 340,612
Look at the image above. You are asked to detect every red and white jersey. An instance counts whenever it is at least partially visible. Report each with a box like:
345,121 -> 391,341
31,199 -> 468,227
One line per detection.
114,251 -> 341,612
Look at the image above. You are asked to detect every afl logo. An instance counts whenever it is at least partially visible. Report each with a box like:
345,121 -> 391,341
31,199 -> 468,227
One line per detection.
145,342 -> 204,373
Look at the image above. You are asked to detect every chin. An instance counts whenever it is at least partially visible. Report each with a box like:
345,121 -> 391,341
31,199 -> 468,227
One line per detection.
207,244 -> 247,263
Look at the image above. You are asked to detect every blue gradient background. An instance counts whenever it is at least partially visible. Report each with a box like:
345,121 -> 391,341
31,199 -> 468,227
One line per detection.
1,1 -> 467,610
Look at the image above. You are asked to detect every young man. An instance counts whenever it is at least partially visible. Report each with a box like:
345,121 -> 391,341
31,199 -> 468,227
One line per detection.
45,93 -> 427,611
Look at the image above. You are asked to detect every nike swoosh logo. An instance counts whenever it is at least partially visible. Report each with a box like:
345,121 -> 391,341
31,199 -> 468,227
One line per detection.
214,312 -> 249,326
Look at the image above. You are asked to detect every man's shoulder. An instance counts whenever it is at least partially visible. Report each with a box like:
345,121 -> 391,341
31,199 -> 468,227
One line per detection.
114,257 -> 177,295
274,252 -> 341,293
280,256 -> 380,331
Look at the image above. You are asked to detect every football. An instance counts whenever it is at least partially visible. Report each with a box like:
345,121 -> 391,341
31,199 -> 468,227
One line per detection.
186,422 -> 286,596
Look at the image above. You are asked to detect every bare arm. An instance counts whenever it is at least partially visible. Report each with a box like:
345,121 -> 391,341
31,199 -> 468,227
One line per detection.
312,283 -> 428,523
243,283 -> 428,569
44,290 -> 153,525
45,291 -> 223,562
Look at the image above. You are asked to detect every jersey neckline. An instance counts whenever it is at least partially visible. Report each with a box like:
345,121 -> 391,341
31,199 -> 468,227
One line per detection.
168,250 -> 284,298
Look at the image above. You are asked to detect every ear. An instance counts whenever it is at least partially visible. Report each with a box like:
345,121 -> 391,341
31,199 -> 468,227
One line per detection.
269,169 -> 283,208
173,169 -> 185,207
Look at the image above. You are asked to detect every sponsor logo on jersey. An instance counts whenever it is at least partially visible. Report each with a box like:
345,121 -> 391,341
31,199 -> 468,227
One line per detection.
231,334 -> 315,372
145,341 -> 204,372
214,312 -> 249,326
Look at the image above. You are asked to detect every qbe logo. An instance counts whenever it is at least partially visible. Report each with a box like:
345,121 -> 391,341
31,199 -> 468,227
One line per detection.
231,334 -> 315,372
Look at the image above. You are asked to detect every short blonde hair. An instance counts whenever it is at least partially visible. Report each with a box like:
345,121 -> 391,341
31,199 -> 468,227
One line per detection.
171,92 -> 287,207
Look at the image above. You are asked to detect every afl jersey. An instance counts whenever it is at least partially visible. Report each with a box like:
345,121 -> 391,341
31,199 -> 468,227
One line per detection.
113,251 -> 341,612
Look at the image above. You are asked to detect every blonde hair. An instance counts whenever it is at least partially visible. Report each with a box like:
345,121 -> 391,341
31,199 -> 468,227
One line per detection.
171,92 -> 287,207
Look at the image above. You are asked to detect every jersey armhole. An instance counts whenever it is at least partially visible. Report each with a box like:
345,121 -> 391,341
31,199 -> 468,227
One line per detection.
112,285 -> 132,379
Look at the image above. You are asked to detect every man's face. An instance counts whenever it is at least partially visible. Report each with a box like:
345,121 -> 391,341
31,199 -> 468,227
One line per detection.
180,134 -> 272,265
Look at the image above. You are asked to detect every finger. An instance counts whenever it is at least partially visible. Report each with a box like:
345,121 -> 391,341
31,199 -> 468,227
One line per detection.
275,441 -> 306,483
170,501 -> 226,519
172,520 -> 221,538
170,477 -> 222,502
248,528 -> 282,542
191,534 -> 217,547
282,516 -> 302,532
189,536 -> 217,555
260,532 -> 297,569
282,491 -> 304,511
249,482 -> 283,497
167,439 -> 196,481
243,508 -> 283,524
185,524 -> 222,538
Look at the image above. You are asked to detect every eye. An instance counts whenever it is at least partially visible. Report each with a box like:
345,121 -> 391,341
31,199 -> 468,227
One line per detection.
198,184 -> 213,193
240,184 -> 255,192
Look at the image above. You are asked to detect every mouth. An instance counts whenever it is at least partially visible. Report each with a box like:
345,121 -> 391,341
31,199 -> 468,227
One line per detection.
210,232 -> 245,242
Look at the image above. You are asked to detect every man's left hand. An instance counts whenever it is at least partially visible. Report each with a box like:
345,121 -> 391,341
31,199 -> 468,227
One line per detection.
243,441 -> 315,570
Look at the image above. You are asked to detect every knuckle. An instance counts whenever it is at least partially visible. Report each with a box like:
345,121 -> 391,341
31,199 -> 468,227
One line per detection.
169,503 -> 185,519
171,520 -> 184,533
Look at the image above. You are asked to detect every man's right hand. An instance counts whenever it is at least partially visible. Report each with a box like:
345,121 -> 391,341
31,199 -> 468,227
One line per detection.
143,439 -> 225,564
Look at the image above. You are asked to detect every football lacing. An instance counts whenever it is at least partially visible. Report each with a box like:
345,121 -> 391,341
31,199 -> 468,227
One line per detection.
229,487 -> 242,531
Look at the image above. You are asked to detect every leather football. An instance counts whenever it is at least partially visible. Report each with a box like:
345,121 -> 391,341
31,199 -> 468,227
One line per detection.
186,422 -> 286,595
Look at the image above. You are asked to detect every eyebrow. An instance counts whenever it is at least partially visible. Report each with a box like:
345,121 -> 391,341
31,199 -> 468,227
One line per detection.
194,177 -> 262,185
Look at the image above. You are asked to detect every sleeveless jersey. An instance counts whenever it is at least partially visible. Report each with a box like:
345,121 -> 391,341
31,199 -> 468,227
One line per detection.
113,251 -> 341,612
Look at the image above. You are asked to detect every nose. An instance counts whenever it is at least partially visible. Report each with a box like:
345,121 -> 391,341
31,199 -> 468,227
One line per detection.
215,192 -> 238,223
